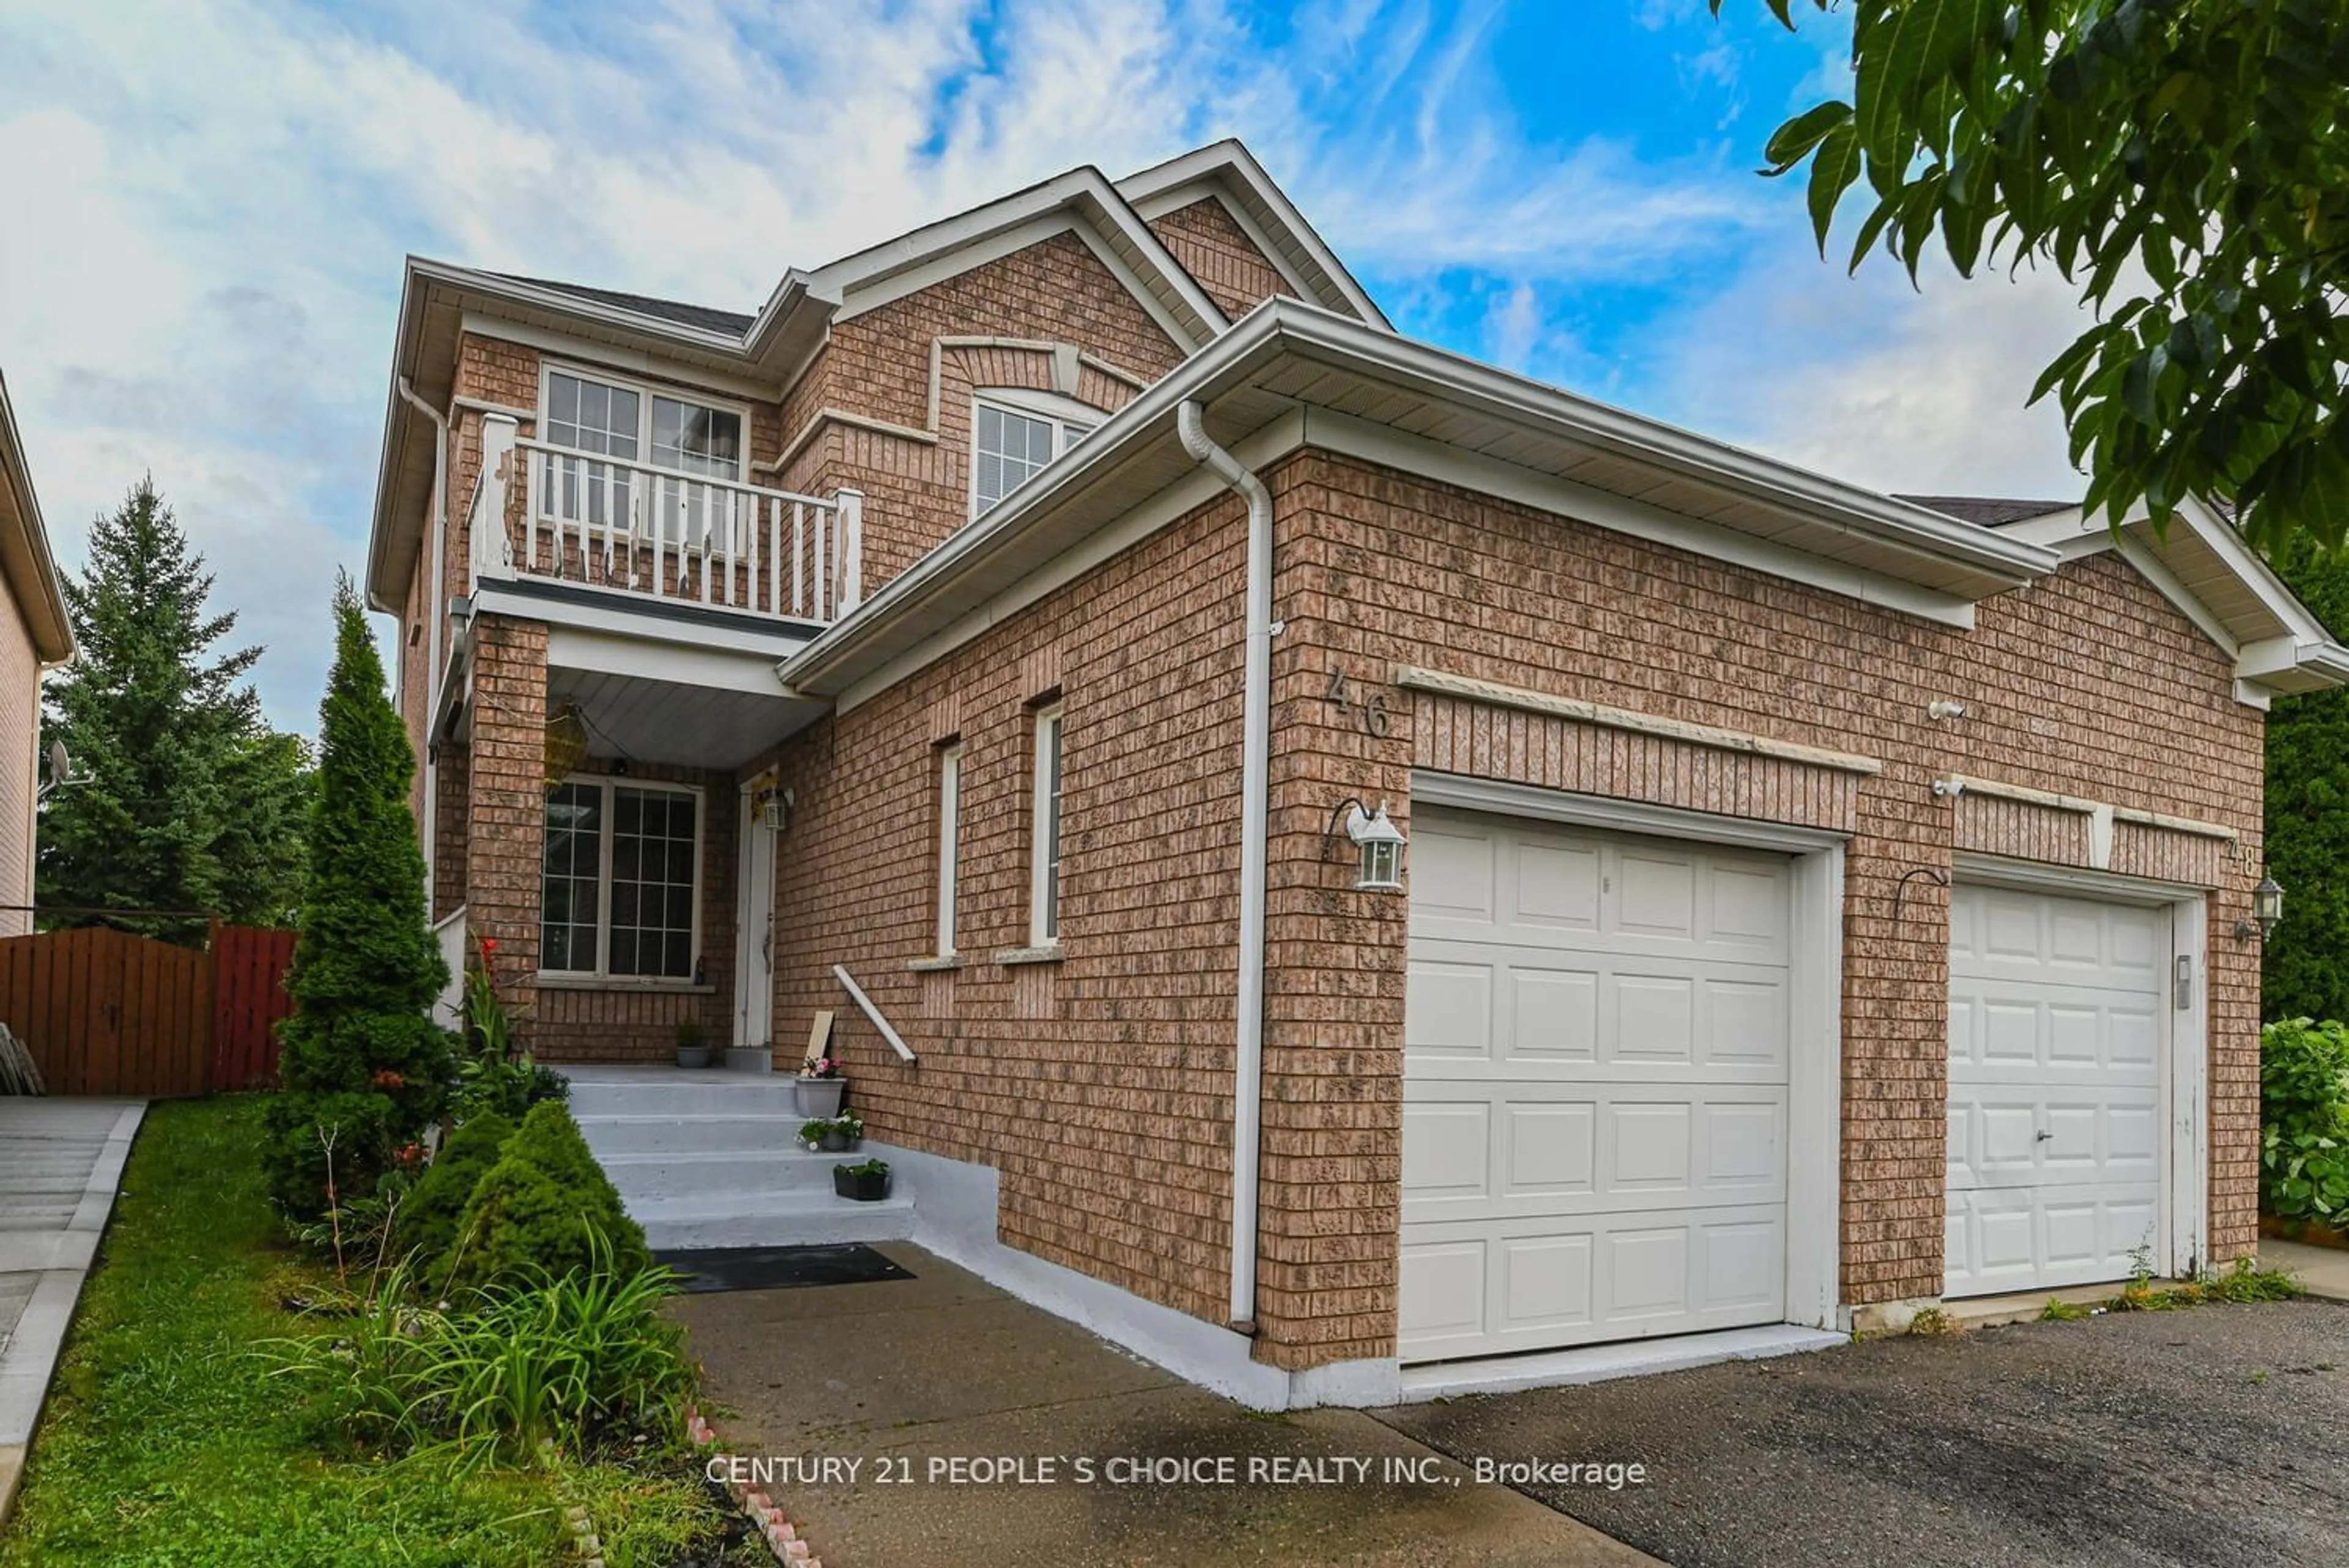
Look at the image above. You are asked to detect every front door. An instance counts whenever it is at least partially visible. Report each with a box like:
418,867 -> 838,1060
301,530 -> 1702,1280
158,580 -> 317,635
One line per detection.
733,782 -> 777,1052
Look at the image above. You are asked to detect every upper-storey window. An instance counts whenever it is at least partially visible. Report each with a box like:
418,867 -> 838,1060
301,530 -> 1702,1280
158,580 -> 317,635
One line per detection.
541,367 -> 746,541
971,389 -> 1102,517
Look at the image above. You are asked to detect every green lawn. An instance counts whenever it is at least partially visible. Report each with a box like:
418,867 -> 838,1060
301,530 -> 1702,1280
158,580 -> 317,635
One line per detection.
0,1096 -> 720,1568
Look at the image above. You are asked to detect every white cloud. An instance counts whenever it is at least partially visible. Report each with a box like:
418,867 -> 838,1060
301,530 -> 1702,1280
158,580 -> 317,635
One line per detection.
0,0 -> 2055,731
1642,237 -> 2093,500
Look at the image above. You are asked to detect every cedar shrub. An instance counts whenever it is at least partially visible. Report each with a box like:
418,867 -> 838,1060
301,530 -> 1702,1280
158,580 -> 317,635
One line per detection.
448,1101 -> 648,1290
402,1111 -> 515,1270
264,577 -> 453,1217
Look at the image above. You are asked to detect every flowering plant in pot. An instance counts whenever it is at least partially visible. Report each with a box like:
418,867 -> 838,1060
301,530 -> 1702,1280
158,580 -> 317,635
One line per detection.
833,1157 -> 890,1202
795,1053 -> 845,1117
798,1113 -> 863,1153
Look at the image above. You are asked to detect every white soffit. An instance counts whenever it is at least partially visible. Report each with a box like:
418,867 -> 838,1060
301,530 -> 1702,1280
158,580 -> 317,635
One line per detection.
1997,499 -> 2349,694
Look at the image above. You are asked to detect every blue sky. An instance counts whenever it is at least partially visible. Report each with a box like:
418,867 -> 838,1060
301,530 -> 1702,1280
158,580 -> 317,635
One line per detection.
0,0 -> 2091,732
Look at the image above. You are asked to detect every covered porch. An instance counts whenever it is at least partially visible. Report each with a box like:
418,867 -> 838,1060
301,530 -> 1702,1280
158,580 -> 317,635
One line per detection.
429,587 -> 825,1066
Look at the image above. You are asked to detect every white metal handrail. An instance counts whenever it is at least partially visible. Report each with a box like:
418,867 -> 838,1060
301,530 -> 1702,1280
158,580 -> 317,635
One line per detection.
833,965 -> 916,1063
481,430 -> 862,623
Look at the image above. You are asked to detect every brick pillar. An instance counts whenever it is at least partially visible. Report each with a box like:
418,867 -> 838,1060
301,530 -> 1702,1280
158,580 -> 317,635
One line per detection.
464,613 -> 548,1044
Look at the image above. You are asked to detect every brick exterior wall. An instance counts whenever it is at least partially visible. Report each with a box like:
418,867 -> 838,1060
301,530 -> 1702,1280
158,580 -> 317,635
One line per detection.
766,232 -> 1187,583
0,576 -> 37,939
397,236 -> 1209,1065
755,442 -> 2266,1372
1146,198 -> 1294,319
1260,450 -> 2265,1358
762,491 -> 1255,1330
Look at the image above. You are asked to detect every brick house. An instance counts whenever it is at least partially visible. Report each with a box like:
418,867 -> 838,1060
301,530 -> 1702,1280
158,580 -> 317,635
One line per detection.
0,373 -> 73,939
365,141 -> 2345,1406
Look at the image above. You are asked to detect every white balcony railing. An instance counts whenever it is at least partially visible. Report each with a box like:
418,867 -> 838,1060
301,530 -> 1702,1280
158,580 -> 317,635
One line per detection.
466,414 -> 863,623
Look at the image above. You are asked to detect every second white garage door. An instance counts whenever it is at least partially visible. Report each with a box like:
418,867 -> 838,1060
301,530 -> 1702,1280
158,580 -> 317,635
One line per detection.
1398,808 -> 1791,1362
1945,882 -> 2169,1297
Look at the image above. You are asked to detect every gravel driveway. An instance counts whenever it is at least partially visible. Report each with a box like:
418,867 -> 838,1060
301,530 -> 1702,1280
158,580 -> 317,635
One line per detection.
1376,1300 -> 2349,1568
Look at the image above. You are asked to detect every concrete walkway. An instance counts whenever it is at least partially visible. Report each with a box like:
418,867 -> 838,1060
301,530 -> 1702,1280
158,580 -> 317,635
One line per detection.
674,1242 -> 1656,1568
2262,1237 -> 2349,1302
0,1099 -> 144,1523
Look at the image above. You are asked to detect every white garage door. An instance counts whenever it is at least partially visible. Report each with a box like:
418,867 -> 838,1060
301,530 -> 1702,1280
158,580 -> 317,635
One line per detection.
1945,883 -> 2168,1298
1398,808 -> 1791,1363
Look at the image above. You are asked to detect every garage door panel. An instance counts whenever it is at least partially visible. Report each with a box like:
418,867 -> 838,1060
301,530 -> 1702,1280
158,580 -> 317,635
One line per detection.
1400,1101 -> 1490,1201
1397,1205 -> 1788,1359
1403,1081 -> 1787,1223
1948,1087 -> 2161,1191
1946,1184 -> 2159,1294
1405,960 -> 1495,1058
1410,961 -> 1787,1080
1403,809 -> 1792,1361
1946,882 -> 2170,1298
1515,842 -> 1601,930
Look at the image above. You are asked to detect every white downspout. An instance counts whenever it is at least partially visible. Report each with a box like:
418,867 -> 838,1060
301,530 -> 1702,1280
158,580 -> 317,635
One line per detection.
397,377 -> 450,908
1177,398 -> 1272,1333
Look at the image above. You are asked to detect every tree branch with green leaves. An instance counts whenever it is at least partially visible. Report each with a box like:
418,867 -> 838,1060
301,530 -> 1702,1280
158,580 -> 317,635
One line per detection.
1724,0 -> 2349,549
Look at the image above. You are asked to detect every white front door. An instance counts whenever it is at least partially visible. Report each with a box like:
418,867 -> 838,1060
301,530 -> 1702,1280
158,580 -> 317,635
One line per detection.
1398,808 -> 1793,1363
733,784 -> 777,1052
1945,883 -> 2168,1297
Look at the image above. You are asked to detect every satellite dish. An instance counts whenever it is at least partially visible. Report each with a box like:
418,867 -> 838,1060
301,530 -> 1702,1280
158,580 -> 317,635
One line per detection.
45,740 -> 67,783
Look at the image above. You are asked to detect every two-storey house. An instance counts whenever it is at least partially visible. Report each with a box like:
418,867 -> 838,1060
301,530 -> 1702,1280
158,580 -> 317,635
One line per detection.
368,141 -> 2346,1408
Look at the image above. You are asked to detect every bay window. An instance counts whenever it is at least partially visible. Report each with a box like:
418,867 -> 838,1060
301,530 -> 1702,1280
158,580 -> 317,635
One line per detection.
540,777 -> 702,980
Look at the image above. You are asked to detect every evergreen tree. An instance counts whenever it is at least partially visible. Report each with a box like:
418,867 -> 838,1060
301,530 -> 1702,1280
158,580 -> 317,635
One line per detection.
38,478 -> 308,939
2265,538 -> 2349,1022
263,576 -> 453,1219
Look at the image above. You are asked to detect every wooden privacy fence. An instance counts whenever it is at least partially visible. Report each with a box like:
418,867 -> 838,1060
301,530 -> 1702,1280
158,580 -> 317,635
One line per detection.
213,924 -> 298,1090
0,924 -> 297,1097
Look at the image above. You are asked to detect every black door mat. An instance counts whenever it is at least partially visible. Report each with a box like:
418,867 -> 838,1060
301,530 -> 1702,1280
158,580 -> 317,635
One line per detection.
653,1243 -> 916,1295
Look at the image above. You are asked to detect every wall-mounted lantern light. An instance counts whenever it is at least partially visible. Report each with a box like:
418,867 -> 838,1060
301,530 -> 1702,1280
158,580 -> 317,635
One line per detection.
1325,798 -> 1407,893
2236,874 -> 2284,943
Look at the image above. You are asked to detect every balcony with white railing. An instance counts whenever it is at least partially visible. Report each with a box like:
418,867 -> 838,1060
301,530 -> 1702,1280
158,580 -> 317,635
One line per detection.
465,414 -> 863,626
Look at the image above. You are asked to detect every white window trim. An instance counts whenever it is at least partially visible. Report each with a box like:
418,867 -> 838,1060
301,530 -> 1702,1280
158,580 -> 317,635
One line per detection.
536,359 -> 752,482
968,390 -> 1104,519
1029,705 -> 1064,947
935,743 -> 962,958
539,773 -> 707,984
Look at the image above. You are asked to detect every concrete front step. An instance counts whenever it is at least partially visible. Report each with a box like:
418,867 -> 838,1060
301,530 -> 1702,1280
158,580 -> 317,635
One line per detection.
566,1076 -> 809,1121
628,1188 -> 916,1251
574,1113 -> 809,1156
596,1146 -> 869,1195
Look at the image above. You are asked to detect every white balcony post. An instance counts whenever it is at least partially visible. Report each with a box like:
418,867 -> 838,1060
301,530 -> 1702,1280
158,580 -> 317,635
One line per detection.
470,414 -> 519,588
835,488 -> 865,613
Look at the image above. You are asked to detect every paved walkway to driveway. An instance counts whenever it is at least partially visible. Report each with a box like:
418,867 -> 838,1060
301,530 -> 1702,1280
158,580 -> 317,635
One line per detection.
2263,1238 -> 2349,1302
674,1242 -> 1655,1568
1379,1299 -> 2349,1568
0,1099 -> 143,1523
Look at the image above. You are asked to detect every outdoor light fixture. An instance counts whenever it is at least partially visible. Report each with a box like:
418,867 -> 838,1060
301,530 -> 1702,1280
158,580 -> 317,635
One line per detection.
2236,874 -> 2284,943
544,703 -> 589,789
1324,798 -> 1407,893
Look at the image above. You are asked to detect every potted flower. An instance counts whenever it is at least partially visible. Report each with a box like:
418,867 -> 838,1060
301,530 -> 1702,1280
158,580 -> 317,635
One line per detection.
833,1157 -> 890,1202
796,1053 -> 845,1117
798,1114 -> 863,1153
675,1020 -> 711,1070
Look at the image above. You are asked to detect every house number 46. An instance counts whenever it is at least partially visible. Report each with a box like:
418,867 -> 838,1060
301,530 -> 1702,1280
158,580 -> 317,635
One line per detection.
1324,668 -> 1392,737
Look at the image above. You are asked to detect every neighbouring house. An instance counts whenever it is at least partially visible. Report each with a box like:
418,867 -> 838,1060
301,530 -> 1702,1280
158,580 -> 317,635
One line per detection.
365,139 -> 2348,1408
0,373 -> 73,940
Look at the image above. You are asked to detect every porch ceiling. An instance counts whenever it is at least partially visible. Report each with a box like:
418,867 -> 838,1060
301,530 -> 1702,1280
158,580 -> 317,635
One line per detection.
549,666 -> 824,771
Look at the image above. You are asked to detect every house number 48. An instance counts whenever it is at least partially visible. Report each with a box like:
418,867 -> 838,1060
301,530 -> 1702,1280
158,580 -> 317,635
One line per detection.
1324,668 -> 1392,737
